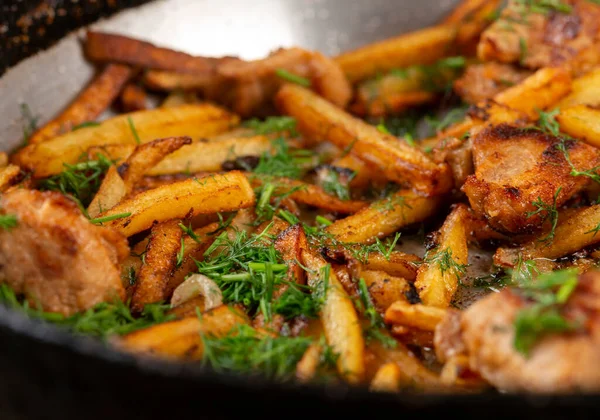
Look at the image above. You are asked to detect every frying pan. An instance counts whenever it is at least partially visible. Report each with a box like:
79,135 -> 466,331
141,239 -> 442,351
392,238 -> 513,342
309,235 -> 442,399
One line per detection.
0,1 -> 599,418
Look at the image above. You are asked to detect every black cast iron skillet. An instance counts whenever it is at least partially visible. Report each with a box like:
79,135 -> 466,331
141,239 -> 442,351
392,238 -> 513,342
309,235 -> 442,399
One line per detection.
0,1 -> 599,418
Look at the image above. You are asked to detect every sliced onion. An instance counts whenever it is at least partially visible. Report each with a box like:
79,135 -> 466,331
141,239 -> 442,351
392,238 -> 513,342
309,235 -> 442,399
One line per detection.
170,273 -> 223,310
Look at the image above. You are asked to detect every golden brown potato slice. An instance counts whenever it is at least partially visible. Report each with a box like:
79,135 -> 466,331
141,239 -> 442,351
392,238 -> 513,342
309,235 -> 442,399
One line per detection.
28,64 -> 132,144
85,31 -> 224,73
385,301 -> 447,332
334,24 -> 458,83
120,83 -> 148,112
360,270 -> 410,314
495,204 -> 600,266
326,190 -> 441,244
329,153 -> 387,189
296,343 -> 322,383
358,251 -> 420,281
276,85 -> 452,195
301,247 -> 365,384
274,224 -> 307,296
97,171 -> 254,237
131,219 -> 183,312
463,124 -> 600,233
0,165 -> 22,193
13,104 -> 239,178
119,305 -> 249,359
414,204 -> 469,308
557,105 -> 600,149
557,69 -> 600,108
87,165 -> 127,218
369,362 -> 406,392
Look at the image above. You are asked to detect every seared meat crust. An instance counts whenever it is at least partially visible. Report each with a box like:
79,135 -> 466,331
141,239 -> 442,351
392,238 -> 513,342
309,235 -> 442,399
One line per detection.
462,124 -> 600,233
0,189 -> 129,315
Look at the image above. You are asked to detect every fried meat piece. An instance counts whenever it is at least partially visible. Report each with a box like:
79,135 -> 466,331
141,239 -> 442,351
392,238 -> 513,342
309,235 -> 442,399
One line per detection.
462,124 -> 600,233
0,189 -> 129,315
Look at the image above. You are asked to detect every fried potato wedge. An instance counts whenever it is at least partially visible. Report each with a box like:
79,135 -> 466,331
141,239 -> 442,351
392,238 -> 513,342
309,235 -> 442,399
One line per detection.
131,219 -> 183,312
557,69 -> 600,108
85,31 -> 223,73
358,251 -> 420,280
13,104 -> 239,178
495,204 -> 600,266
330,153 -> 387,189
120,83 -> 148,112
369,362 -> 405,393
414,204 -> 469,308
385,300 -> 447,331
301,247 -> 365,384
149,135 -> 271,175
296,343 -> 322,383
326,190 -> 441,244
0,165 -> 22,193
557,105 -> 600,149
334,24 -> 458,83
119,305 -> 249,359
98,171 -> 254,237
361,270 -> 410,313
28,64 -> 132,144
87,165 -> 127,218
119,136 -> 192,193
276,85 -> 451,195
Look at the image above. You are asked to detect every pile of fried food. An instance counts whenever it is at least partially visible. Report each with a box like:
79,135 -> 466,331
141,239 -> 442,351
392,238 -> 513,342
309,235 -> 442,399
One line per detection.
4,0 -> 600,393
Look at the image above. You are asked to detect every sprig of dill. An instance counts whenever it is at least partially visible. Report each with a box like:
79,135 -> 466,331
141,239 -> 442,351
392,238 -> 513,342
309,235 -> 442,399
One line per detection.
424,247 -> 469,279
526,187 -> 562,243
0,214 -> 18,230
243,116 -> 298,136
357,278 -> 396,348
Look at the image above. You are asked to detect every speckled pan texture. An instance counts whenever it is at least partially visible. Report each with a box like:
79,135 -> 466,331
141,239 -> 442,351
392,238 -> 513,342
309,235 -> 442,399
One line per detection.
2,1 -> 600,419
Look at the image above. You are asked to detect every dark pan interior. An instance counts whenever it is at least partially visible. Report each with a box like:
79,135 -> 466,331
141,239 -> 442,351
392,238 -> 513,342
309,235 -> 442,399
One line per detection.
1,1 -> 600,418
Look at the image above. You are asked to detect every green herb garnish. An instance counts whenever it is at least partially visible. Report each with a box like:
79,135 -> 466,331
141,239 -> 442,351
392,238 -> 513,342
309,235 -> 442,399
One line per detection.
424,247 -> 468,279
89,212 -> 131,225
243,116 -> 298,136
526,187 -> 561,243
275,69 -> 311,87
0,214 -> 18,230
127,116 -> 141,144
357,278 -> 396,348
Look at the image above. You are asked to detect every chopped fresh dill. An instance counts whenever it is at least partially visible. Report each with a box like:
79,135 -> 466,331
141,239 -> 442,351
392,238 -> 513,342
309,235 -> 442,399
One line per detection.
176,237 -> 185,268
179,222 -> 202,243
315,215 -> 333,227
254,181 -> 305,224
585,221 -> 600,237
425,104 -> 469,135
252,137 -> 314,179
526,187 -> 561,244
127,116 -> 141,144
519,37 -> 528,66
243,116 -> 298,136
72,121 -> 101,131
357,278 -> 396,348
513,268 -> 580,356
390,56 -> 466,93
20,103 -> 39,144
373,232 -> 401,260
89,212 -> 131,225
556,139 -> 600,187
318,167 -> 355,201
275,69 -> 311,87
39,154 -> 114,210
0,214 -> 18,230
514,0 -> 573,15
424,247 -> 468,279
201,324 -> 312,380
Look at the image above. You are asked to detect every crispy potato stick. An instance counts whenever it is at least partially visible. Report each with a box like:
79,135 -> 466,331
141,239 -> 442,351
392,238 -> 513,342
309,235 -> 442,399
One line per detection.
369,362 -> 405,392
301,247 -> 365,384
359,251 -> 420,280
144,70 -> 214,91
495,204 -> 600,266
119,305 -> 249,359
28,64 -> 132,144
557,105 -> 600,149
167,221 -> 220,296
274,224 -> 307,297
385,301 -> 447,331
85,31 -> 222,73
335,24 -> 458,83
330,154 -> 387,188
326,190 -> 441,244
276,85 -> 451,195
367,340 -> 441,388
149,135 -> 271,175
557,69 -> 600,108
252,176 -> 368,214
13,104 -> 239,178
361,270 -> 410,313
121,84 -> 148,112
296,343 -> 321,383
0,165 -> 22,193
119,136 -> 192,193
492,67 -> 572,119
414,204 -> 468,308
98,171 -> 254,237
131,219 -> 183,312
87,165 -> 126,218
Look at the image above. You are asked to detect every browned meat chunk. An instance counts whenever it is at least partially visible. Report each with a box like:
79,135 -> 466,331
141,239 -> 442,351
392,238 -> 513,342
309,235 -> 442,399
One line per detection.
441,271 -> 600,392
0,189 -> 129,315
206,47 -> 352,117
453,62 -> 532,104
462,124 -> 600,233
478,0 -> 600,71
